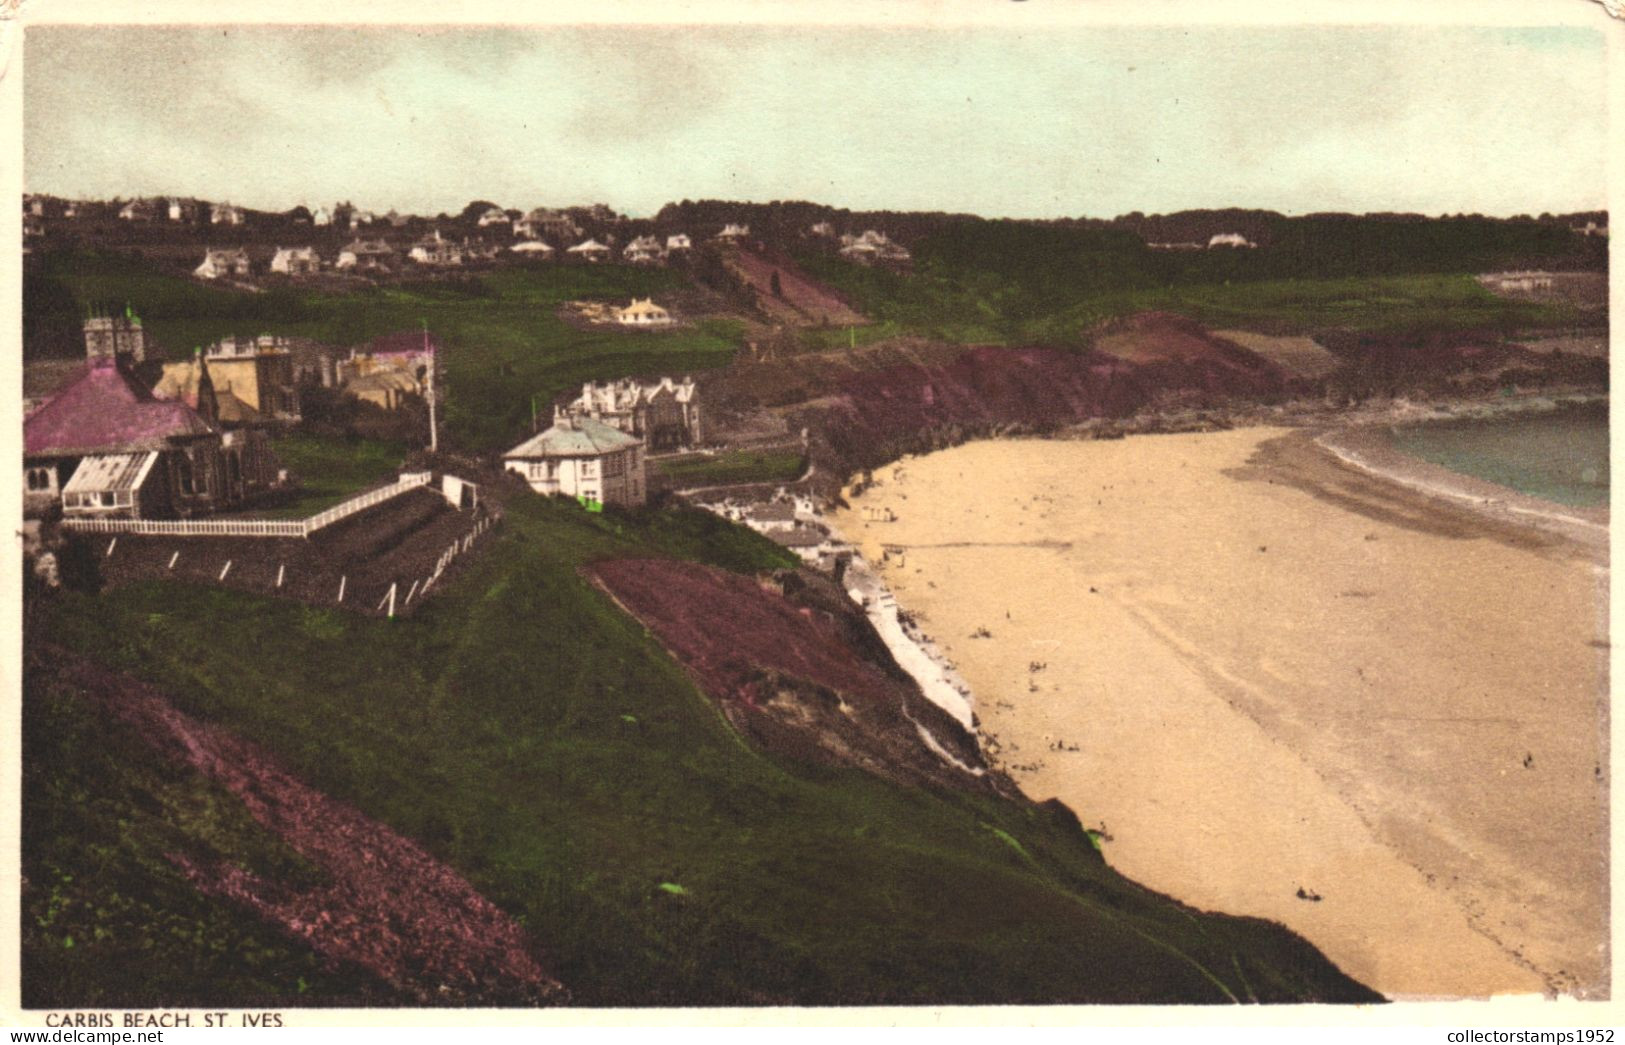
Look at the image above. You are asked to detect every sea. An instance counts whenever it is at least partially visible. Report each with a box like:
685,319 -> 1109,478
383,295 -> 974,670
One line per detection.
1387,401 -> 1610,509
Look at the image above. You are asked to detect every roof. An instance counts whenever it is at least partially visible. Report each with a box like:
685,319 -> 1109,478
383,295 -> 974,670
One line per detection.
505,417 -> 642,459
345,369 -> 420,394
153,365 -> 265,424
341,239 -> 395,255
618,298 -> 669,317
510,241 -> 554,252
26,363 -> 216,457
62,451 -> 160,495
769,526 -> 828,549
748,502 -> 797,522
568,238 -> 610,253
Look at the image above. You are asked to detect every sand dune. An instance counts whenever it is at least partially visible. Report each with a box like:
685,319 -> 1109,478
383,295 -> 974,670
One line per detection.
833,427 -> 1608,999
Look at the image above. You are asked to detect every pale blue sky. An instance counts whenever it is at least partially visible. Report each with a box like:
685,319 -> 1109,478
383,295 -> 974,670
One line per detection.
23,24 -> 1609,219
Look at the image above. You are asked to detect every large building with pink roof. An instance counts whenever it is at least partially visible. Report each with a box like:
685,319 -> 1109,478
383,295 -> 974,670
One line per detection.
24,318 -> 280,520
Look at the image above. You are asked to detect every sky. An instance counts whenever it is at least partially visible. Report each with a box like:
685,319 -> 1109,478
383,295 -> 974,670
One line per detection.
21,23 -> 1611,220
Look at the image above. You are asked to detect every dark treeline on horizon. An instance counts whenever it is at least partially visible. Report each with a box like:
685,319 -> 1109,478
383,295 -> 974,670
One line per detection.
654,198 -> 1608,290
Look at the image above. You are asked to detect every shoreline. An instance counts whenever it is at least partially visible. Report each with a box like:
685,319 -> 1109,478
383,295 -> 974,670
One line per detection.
829,423 -> 1609,999
1314,424 -> 1607,559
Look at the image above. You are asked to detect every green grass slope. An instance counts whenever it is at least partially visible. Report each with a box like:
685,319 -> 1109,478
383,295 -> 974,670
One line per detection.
799,252 -> 1587,347
29,495 -> 1377,1006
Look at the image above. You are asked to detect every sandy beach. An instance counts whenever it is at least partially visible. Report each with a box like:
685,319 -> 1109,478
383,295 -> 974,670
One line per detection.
833,427 -> 1608,999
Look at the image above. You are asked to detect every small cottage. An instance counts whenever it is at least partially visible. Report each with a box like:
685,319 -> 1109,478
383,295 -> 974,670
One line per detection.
336,239 -> 395,273
615,298 -> 672,326
270,246 -> 322,276
623,236 -> 664,265
195,248 -> 253,280
567,238 -> 612,263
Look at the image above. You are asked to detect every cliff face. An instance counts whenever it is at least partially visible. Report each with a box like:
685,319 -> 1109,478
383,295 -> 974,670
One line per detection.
589,559 -> 999,796
704,311 -> 1604,488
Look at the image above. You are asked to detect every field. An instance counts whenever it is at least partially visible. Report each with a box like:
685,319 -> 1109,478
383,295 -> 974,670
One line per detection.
798,252 -> 1594,346
25,492 -> 1374,1006
27,252 -> 744,453
651,448 -> 807,487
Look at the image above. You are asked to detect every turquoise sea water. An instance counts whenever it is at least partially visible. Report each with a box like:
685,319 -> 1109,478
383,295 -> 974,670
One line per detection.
1387,402 -> 1610,509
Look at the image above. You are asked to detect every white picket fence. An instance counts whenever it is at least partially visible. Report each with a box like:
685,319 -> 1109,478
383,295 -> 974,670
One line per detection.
374,509 -> 502,618
62,472 -> 434,539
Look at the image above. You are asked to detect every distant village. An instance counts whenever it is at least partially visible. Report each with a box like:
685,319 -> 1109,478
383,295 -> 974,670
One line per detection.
21,194 -> 918,279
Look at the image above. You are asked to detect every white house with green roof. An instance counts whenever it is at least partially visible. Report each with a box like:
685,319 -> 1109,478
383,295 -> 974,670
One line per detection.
503,416 -> 646,507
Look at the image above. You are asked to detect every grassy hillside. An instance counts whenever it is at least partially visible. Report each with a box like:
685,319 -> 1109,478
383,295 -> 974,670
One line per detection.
28,493 -> 1376,1006
26,252 -> 742,452
651,448 -> 807,487
799,253 -> 1589,347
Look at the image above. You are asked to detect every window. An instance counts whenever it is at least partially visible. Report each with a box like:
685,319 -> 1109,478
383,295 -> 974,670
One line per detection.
25,467 -> 51,491
99,491 -> 116,508
581,459 -> 597,478
176,453 -> 195,496
603,452 -> 624,478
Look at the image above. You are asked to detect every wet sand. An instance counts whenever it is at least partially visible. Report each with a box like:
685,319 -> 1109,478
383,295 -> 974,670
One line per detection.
833,427 -> 1608,999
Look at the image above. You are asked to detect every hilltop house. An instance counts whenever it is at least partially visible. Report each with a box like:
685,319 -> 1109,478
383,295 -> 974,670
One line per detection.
839,230 -> 912,266
516,208 -> 582,241
1573,220 -> 1609,238
509,240 -> 555,258
166,198 -> 202,222
118,199 -> 157,222
476,206 -> 510,227
665,233 -> 692,253
623,235 -> 664,265
195,248 -> 253,280
270,246 -> 322,276
615,298 -> 672,327
25,322 -> 279,520
409,231 -> 464,266
504,416 -> 647,507
1207,233 -> 1256,249
348,209 -> 378,228
558,375 -> 701,451
210,202 -> 246,225
714,223 -> 750,242
312,206 -> 332,227
567,238 -> 612,263
809,221 -> 837,238
336,238 -> 396,273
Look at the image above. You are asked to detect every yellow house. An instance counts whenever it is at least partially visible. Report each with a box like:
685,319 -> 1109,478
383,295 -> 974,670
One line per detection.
154,339 -> 299,420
